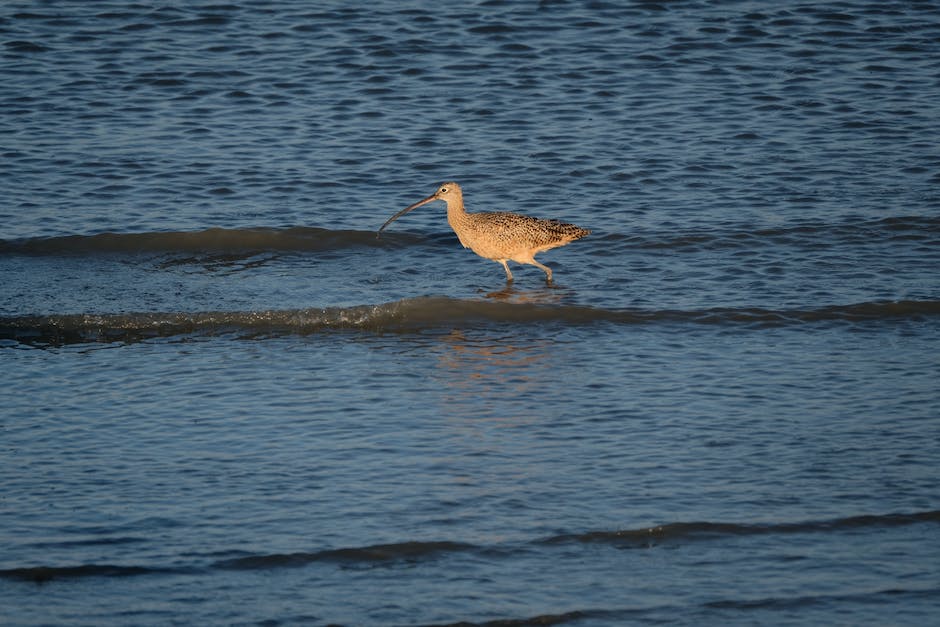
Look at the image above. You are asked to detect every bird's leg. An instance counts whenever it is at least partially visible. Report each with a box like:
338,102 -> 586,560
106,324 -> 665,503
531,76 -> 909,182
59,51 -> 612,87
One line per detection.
530,259 -> 553,284
499,260 -> 514,283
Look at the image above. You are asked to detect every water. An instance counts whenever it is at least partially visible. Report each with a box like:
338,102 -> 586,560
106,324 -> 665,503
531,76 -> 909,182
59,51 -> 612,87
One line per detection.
2,1 -> 939,624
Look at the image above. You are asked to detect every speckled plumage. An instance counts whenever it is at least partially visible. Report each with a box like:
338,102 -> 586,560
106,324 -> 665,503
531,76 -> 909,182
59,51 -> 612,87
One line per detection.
379,182 -> 590,283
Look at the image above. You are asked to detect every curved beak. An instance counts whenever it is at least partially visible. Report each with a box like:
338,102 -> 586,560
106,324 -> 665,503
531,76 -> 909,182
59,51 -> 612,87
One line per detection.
377,193 -> 439,235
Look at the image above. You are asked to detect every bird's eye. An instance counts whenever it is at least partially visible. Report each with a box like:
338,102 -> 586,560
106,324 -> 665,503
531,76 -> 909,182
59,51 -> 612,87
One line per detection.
440,187 -> 448,193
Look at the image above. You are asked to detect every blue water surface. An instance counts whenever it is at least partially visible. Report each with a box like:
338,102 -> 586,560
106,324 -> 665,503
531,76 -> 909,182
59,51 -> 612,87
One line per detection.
2,1 -> 939,625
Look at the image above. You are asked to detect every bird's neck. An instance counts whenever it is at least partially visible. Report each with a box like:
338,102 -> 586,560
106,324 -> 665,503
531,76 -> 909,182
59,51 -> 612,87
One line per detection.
445,197 -> 469,228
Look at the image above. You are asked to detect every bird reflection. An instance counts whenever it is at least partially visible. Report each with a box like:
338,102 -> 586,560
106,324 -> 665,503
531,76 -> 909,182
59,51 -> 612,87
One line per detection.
433,328 -> 556,423
480,283 -> 571,303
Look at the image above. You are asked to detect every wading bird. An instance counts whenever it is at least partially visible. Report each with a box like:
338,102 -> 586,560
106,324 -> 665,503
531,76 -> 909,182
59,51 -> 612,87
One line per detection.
378,182 -> 589,283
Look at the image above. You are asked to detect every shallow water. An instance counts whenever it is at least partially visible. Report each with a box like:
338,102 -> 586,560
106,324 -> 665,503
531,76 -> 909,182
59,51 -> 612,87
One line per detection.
2,1 -> 939,625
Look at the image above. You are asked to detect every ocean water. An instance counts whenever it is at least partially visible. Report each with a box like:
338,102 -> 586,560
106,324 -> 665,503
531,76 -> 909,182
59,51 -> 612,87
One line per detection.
2,1 -> 939,625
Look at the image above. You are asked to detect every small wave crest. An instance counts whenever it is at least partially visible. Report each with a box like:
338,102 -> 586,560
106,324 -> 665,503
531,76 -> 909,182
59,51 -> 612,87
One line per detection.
421,585 -> 940,626
5,215 -> 937,257
421,609 -> 610,627
609,215 -> 940,251
542,510 -> 940,547
4,511 -> 936,584
2,298 -> 938,345
0,563 -> 184,584
0,226 -> 403,256
215,540 -> 474,570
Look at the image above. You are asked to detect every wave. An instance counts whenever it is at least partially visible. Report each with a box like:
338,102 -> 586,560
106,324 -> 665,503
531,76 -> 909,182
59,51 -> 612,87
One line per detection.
420,586 -> 940,627
2,297 -> 937,345
2,215 -> 936,257
0,563 -> 188,584
609,215 -> 939,250
4,510 -> 936,583
214,540 -> 475,570
422,608 -> 617,627
542,510 -> 940,548
0,226 -> 410,256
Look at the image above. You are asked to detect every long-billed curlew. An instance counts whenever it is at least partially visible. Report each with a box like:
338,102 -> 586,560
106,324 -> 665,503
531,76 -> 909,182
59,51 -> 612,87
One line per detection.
378,182 -> 590,283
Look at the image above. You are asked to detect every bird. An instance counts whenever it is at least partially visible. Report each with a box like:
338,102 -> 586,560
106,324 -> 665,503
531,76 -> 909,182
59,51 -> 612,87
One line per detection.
378,182 -> 589,283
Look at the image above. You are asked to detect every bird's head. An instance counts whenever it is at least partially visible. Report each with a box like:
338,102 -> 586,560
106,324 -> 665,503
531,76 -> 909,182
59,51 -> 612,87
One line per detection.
433,182 -> 462,203
378,181 -> 463,234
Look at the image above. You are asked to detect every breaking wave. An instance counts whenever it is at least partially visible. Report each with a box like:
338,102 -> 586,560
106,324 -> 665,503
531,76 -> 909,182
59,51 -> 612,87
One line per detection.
1,297 -> 937,345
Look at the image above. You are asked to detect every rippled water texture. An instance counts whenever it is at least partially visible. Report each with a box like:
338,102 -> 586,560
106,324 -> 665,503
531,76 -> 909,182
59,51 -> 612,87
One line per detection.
4,0 -> 939,240
2,1 -> 939,625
